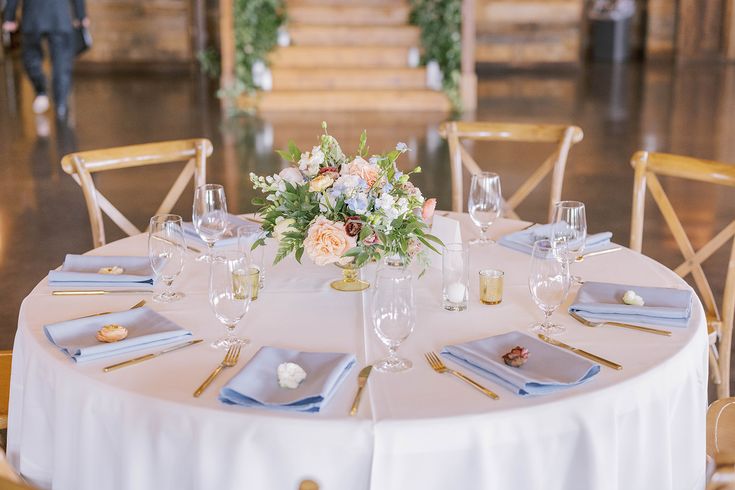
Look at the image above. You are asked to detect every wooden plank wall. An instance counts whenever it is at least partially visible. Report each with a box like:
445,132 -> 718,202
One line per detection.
475,0 -> 584,64
81,0 -> 192,64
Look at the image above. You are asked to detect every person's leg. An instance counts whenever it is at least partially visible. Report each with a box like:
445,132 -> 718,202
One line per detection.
47,31 -> 74,118
21,31 -> 50,113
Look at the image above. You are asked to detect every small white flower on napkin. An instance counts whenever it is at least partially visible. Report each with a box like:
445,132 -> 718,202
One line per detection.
622,290 -> 645,306
277,362 -> 307,389
98,266 -> 124,275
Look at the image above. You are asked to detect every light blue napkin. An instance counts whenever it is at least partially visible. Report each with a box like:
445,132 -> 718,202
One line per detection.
569,281 -> 693,328
441,331 -> 600,396
219,346 -> 356,412
48,255 -> 154,288
45,307 -> 192,363
498,223 -> 613,256
183,214 -> 260,248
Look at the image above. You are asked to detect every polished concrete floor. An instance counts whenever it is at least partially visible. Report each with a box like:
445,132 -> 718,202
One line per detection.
1,56 -> 734,395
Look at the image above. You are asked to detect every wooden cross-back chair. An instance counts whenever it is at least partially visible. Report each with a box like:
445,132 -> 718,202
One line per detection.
61,139 -> 213,249
439,121 -> 584,222
707,398 -> 735,490
630,151 -> 735,399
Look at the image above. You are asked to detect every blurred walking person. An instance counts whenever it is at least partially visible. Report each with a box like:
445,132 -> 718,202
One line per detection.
1,0 -> 88,119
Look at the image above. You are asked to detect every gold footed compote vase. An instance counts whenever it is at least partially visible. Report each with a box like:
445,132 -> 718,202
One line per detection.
331,262 -> 369,292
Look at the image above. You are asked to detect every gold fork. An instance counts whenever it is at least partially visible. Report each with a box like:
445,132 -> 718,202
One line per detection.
424,352 -> 499,400
193,345 -> 241,397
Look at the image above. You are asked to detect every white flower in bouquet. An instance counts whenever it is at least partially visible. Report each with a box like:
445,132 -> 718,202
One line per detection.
279,167 -> 305,185
273,217 -> 297,242
298,146 -> 325,177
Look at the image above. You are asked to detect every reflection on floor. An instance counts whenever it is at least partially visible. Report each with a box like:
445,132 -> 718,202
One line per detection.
1,57 -> 734,396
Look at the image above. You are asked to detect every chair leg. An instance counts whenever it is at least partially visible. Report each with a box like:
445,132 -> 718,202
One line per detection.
710,345 -> 722,386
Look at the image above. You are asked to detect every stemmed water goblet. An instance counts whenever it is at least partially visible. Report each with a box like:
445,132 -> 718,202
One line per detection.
193,184 -> 228,262
148,214 -> 186,303
528,239 -> 571,335
372,267 -> 415,373
468,172 -> 502,245
550,200 -> 587,283
209,250 -> 251,349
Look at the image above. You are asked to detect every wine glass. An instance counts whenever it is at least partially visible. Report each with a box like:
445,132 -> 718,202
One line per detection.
209,250 -> 251,349
148,214 -> 186,303
468,172 -> 502,245
528,239 -> 570,335
193,184 -> 228,262
550,200 -> 587,283
372,267 -> 415,373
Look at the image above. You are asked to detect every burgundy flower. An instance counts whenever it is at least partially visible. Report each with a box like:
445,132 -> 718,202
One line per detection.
363,232 -> 380,245
319,166 -> 340,181
344,216 -> 363,237
502,346 -> 529,368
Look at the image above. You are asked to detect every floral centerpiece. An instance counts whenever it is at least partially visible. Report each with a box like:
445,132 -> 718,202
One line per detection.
249,122 -> 440,287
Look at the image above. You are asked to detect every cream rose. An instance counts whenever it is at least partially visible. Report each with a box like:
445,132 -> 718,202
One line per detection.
304,216 -> 356,266
341,156 -> 380,187
273,217 -> 297,242
309,174 -> 334,192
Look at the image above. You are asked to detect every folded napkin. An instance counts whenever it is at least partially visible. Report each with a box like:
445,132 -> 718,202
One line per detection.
441,331 -> 600,396
498,223 -> 613,256
48,255 -> 154,288
569,281 -> 693,328
219,346 -> 355,412
45,307 -> 192,363
184,214 -> 260,248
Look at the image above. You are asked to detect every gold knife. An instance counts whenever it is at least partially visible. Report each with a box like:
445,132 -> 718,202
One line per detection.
103,339 -> 203,372
350,365 -> 372,416
569,311 -> 672,336
538,334 -> 623,370
575,247 -> 623,262
52,290 -> 153,296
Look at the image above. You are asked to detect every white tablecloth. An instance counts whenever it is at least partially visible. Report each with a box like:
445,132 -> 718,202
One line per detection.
7,216 -> 708,490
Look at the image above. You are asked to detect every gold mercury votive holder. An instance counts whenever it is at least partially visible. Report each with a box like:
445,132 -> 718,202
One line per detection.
479,269 -> 504,305
233,267 -> 260,301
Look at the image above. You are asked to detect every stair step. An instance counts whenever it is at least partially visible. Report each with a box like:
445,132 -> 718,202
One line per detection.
272,67 -> 426,90
270,46 -> 412,68
289,24 -> 420,46
288,0 -> 403,5
288,5 -> 410,25
254,90 -> 451,112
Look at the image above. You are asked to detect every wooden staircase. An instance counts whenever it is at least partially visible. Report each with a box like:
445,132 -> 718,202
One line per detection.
252,0 -> 452,112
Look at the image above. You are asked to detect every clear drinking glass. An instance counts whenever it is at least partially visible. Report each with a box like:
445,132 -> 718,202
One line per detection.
468,172 -> 502,245
148,214 -> 186,303
372,267 -> 415,373
550,200 -> 587,283
209,250 -> 251,349
528,239 -> 570,335
193,184 -> 228,262
237,223 -> 265,290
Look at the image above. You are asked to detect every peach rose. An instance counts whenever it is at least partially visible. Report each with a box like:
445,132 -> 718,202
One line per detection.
422,198 -> 437,222
341,156 -> 380,187
304,216 -> 357,266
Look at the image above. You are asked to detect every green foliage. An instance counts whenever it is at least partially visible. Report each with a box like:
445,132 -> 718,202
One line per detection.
409,0 -> 462,110
231,0 -> 285,95
197,47 -> 221,78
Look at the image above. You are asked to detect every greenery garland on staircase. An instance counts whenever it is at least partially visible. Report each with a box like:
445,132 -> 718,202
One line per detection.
409,0 -> 462,110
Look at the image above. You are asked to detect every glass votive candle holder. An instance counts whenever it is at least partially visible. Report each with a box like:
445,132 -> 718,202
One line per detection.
248,267 -> 260,301
442,243 -> 469,311
479,269 -> 504,305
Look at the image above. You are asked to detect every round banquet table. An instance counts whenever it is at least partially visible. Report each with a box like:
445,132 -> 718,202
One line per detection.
7,215 -> 708,490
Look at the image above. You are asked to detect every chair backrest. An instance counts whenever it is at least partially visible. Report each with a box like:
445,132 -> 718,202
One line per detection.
438,121 -> 584,221
61,139 -> 213,248
630,151 -> 735,398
